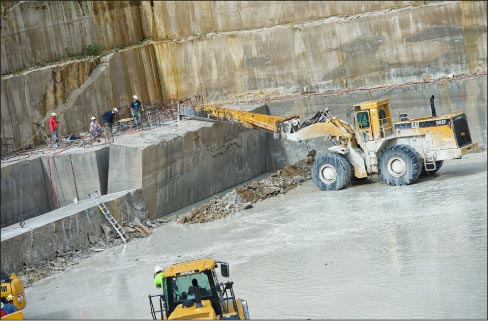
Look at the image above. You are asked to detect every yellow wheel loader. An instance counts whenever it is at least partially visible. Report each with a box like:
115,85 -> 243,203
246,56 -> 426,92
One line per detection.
1,273 -> 26,320
148,258 -> 250,320
187,95 -> 478,190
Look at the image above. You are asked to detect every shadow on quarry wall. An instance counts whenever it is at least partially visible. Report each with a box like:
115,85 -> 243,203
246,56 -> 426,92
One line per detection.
1,146 -> 109,227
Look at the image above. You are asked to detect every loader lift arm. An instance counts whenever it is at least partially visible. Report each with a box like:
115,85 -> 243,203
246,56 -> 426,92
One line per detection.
191,105 -> 301,135
190,105 -> 356,145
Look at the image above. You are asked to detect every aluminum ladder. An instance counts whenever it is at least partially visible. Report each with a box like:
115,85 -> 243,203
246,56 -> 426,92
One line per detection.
89,191 -> 129,243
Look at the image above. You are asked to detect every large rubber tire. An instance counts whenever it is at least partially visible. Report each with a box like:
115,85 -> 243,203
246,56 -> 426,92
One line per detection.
380,145 -> 422,186
312,153 -> 353,191
421,160 -> 444,176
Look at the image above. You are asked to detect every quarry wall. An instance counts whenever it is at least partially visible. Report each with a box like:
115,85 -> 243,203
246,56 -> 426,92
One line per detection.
0,1 -> 486,231
1,190 -> 146,273
1,112 -> 268,226
1,1 -> 144,75
1,1 -> 486,151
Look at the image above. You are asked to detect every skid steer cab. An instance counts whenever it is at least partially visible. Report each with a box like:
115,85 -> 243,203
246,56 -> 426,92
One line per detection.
148,258 -> 250,320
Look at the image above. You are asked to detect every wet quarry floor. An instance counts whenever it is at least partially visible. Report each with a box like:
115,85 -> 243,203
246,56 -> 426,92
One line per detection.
23,152 -> 487,319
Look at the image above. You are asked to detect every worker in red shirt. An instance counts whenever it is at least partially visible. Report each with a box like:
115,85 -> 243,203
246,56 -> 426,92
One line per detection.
49,112 -> 59,149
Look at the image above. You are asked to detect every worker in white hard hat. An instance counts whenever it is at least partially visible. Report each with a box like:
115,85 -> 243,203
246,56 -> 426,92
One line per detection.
130,95 -> 144,130
3,294 -> 17,315
49,112 -> 60,149
154,265 -> 164,289
89,116 -> 102,141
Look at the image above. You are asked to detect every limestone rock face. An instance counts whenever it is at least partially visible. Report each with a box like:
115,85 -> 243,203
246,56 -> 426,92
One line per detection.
1,1 -> 143,74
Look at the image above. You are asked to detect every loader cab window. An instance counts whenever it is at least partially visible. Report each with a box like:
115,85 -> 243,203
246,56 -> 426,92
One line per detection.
356,111 -> 370,128
165,271 -> 215,315
378,108 -> 387,125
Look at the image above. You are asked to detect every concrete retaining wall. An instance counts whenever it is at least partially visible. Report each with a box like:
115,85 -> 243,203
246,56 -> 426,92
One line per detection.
0,190 -> 146,274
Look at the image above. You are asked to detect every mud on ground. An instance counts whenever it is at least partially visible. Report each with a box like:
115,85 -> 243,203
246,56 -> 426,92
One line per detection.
178,152 -> 316,224
18,153 -> 315,286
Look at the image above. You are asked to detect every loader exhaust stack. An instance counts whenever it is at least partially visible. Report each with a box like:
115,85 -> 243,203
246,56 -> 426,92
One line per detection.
430,95 -> 437,117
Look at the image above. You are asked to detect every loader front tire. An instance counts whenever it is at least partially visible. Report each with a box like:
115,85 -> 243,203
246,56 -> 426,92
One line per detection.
312,153 -> 353,191
380,145 -> 422,186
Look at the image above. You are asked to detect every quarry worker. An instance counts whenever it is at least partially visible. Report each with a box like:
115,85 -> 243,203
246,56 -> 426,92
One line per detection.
154,265 -> 164,289
3,295 -> 17,315
89,116 -> 102,139
49,112 -> 59,149
130,95 -> 144,129
102,108 -> 119,134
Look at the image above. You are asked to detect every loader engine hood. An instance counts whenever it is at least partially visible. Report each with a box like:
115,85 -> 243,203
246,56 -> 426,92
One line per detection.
168,299 -> 216,320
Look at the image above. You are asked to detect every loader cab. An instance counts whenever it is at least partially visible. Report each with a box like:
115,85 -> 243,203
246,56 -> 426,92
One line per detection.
149,258 -> 248,320
353,99 -> 393,142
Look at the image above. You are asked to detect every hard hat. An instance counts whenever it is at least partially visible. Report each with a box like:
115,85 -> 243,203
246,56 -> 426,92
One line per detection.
132,95 -> 138,100
91,116 -> 96,120
51,112 -> 57,117
112,108 -> 118,113
6,294 -> 14,301
154,265 -> 162,274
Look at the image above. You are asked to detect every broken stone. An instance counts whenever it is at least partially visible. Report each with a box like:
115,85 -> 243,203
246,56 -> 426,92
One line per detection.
101,223 -> 112,238
123,226 -> 136,233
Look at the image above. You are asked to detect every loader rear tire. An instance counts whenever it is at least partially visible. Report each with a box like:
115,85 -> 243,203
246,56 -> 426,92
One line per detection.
312,153 -> 353,191
421,160 -> 443,176
380,145 -> 422,186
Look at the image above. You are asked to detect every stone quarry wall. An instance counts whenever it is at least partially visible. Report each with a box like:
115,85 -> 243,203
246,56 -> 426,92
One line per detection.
1,190 -> 146,273
1,1 -> 486,151
1,45 -> 163,149
1,146 -> 109,227
1,108 -> 268,225
139,1 -> 422,41
152,1 -> 486,102
107,120 -> 267,219
1,1 -> 143,74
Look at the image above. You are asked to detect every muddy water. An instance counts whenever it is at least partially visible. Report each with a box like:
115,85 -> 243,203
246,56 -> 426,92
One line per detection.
24,153 -> 487,319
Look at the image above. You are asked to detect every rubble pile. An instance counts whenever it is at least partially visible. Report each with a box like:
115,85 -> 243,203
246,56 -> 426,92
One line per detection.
178,152 -> 315,224
17,217 -> 172,286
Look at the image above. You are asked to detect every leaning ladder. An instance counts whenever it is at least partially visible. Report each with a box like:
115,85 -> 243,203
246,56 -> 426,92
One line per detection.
89,191 -> 129,243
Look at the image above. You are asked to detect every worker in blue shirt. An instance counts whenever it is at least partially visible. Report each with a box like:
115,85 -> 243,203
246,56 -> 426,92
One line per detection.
131,95 -> 144,129
102,108 -> 119,135
3,295 -> 17,314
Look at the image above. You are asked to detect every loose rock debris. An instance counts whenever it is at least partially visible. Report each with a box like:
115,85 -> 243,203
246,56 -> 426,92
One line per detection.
18,154 -> 315,285
17,217 -> 172,286
178,153 -> 315,224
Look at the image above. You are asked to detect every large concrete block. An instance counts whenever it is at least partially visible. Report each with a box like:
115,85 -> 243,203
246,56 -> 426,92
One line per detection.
107,144 -> 144,193
0,157 -> 51,227
70,146 -> 110,199
40,153 -> 78,209
140,122 -> 268,218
